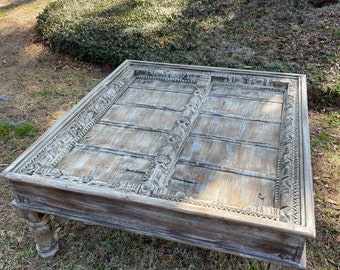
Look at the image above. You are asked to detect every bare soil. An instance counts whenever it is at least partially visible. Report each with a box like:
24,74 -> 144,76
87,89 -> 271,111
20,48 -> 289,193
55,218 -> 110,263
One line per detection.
0,1 -> 339,269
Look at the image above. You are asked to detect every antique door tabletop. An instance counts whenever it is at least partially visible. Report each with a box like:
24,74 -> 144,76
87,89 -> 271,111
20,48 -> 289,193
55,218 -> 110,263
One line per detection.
1,60 -> 315,269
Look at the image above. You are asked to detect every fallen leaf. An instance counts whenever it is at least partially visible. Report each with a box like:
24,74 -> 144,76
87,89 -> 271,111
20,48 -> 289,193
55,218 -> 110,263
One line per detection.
6,231 -> 16,237
135,244 -> 144,249
327,199 -> 339,205
159,239 -> 168,246
326,259 -> 337,266
54,227 -> 62,239
16,236 -> 23,243
162,254 -> 179,267
336,235 -> 340,242
324,258 -> 329,266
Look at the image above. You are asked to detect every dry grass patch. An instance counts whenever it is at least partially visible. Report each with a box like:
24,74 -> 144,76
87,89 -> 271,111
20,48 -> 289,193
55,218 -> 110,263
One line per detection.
0,1 -> 339,269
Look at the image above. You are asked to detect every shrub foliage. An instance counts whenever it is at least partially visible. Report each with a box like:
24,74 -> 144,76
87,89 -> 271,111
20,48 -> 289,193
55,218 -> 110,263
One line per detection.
37,0 -> 340,103
37,0 -> 250,67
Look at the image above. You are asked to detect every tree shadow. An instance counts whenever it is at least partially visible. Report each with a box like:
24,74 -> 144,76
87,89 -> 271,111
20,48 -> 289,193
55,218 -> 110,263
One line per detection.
0,0 -> 37,12
37,0 -> 247,67
38,0 -> 338,72
36,0 -> 340,108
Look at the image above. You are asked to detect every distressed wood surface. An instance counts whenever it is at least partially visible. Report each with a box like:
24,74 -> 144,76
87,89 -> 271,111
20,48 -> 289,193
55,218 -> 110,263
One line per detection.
1,60 -> 315,269
16,209 -> 58,258
11,181 -> 306,269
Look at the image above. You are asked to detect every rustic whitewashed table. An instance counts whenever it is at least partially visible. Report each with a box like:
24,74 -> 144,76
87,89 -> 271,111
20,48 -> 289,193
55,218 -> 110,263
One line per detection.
1,61 -> 315,269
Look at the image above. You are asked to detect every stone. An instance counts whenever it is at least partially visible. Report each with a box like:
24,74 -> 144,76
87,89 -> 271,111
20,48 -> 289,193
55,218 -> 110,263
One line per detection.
0,95 -> 9,102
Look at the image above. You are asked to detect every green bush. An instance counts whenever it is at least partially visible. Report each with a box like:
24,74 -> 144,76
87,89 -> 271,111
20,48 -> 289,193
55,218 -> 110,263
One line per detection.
37,0 -> 251,67
36,0 -> 340,108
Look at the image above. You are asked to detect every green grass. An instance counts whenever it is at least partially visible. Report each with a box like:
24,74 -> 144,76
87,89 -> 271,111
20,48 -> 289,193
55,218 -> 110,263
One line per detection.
324,83 -> 340,99
21,245 -> 36,258
3,1 -> 338,269
0,122 -> 39,162
329,26 -> 340,39
33,72 -> 96,102
0,122 -> 38,142
328,111 -> 340,127
326,52 -> 340,61
310,131 -> 338,150
35,87 -> 53,97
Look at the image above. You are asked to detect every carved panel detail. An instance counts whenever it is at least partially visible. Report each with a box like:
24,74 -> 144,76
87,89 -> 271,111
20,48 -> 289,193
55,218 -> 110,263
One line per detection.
11,63 -> 305,225
18,69 -> 134,175
153,194 -> 280,221
140,76 -> 212,196
134,68 -> 200,83
274,79 -> 300,224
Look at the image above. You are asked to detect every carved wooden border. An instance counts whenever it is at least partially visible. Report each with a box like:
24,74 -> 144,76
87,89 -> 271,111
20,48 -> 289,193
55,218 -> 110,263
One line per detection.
10,62 -> 304,226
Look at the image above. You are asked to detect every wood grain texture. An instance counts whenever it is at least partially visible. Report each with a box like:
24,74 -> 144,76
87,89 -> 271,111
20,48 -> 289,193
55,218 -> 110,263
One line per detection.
16,209 -> 58,259
1,60 -> 315,269
12,181 -> 306,269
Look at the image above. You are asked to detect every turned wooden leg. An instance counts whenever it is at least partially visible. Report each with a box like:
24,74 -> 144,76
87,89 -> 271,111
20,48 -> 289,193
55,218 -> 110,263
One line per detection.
17,209 -> 59,258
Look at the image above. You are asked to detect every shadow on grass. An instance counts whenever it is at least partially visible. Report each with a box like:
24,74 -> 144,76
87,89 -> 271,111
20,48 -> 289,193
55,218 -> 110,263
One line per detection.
36,0 -> 340,110
0,0 -> 37,12
37,0 -> 254,68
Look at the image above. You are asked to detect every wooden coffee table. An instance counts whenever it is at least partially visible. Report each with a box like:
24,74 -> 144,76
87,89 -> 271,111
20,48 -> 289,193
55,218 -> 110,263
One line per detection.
1,60 -> 315,269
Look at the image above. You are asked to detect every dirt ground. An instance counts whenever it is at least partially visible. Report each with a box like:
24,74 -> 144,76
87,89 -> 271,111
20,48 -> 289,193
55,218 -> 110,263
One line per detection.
0,1 -> 339,269
0,1 -> 105,269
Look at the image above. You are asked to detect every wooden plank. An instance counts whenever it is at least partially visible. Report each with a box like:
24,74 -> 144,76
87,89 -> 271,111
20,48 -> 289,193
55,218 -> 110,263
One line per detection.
120,87 -> 191,110
102,104 -> 180,131
172,164 -> 275,208
131,78 -> 197,93
193,114 -> 281,147
203,96 -> 283,122
180,136 -> 278,178
12,181 -> 307,269
81,124 -> 163,155
210,83 -> 284,102
56,148 -> 148,189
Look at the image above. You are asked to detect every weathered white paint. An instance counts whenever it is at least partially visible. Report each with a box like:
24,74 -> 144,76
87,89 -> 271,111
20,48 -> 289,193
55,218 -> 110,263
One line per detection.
1,60 -> 315,269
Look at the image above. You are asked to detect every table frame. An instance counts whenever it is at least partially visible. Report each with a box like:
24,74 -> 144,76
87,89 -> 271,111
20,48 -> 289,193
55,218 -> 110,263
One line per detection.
2,61 -> 315,269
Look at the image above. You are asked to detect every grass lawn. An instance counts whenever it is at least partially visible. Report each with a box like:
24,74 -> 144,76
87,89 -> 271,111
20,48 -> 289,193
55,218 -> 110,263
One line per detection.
0,0 -> 339,269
